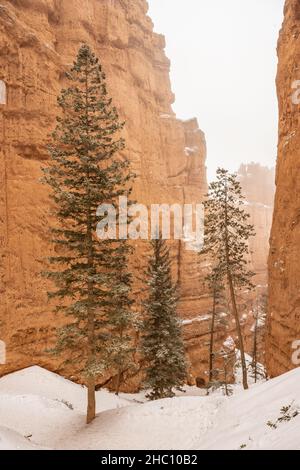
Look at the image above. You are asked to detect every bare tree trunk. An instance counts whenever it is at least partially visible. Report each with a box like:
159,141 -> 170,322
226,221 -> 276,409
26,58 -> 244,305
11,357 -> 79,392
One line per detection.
87,374 -> 96,424
115,328 -> 124,396
86,293 -> 96,424
115,368 -> 121,396
208,287 -> 217,383
252,313 -> 257,383
224,360 -> 229,396
227,272 -> 248,390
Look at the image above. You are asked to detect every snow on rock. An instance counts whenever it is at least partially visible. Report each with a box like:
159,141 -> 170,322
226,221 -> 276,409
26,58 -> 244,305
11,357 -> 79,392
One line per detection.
182,314 -> 211,326
184,146 -> 199,156
159,113 -> 174,119
223,336 -> 235,350
1,366 -> 300,450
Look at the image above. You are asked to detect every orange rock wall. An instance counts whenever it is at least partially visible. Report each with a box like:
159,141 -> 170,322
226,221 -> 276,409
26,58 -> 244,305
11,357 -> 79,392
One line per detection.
238,163 -> 275,287
267,0 -> 300,377
0,0 -> 208,385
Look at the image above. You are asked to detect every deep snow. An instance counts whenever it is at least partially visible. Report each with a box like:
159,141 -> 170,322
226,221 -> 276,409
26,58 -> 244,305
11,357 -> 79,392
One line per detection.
0,365 -> 299,450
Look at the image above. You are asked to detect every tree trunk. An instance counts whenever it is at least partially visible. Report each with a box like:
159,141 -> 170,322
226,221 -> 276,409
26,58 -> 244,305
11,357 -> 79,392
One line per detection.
208,287 -> 217,383
86,299 -> 96,423
253,314 -> 258,383
224,361 -> 229,396
227,271 -> 248,390
115,328 -> 124,396
115,368 -> 121,396
87,375 -> 96,424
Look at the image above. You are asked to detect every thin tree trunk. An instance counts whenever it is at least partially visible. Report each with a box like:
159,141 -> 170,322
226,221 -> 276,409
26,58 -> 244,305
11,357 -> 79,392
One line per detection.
115,328 -> 124,396
208,287 -> 217,383
115,369 -> 121,396
253,313 -> 258,383
86,278 -> 96,423
87,374 -> 96,424
224,360 -> 229,396
227,271 -> 248,390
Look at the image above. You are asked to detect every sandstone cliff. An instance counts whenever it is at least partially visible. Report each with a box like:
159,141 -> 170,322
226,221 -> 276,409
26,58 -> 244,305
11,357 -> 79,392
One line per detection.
267,0 -> 300,377
0,0 -> 208,386
238,163 -> 275,287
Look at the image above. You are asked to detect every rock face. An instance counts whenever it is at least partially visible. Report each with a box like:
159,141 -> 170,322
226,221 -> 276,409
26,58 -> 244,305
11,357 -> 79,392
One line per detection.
267,0 -> 300,377
238,163 -> 275,287
0,0 -> 208,385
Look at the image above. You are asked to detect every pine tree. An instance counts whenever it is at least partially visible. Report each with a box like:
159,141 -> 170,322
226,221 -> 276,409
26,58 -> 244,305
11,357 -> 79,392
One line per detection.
142,237 -> 187,400
42,44 -> 134,423
219,337 -> 236,396
204,168 -> 255,390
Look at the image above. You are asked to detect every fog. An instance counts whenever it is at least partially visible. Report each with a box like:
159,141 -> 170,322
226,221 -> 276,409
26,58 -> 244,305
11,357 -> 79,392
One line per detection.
148,0 -> 285,180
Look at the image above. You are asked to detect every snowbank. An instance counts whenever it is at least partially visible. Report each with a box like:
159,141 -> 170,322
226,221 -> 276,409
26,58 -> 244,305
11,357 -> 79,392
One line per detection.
0,366 -> 300,450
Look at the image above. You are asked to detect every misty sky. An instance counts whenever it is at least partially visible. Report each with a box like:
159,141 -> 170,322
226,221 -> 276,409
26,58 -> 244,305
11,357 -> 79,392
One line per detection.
148,0 -> 285,180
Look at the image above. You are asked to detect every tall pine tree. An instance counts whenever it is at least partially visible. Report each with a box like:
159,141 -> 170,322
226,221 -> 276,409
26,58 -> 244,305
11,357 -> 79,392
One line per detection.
142,237 -> 187,400
204,168 -> 255,390
43,44 -> 134,423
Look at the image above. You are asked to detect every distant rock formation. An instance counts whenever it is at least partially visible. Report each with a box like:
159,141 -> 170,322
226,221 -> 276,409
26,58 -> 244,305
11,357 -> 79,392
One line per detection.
238,163 -> 275,287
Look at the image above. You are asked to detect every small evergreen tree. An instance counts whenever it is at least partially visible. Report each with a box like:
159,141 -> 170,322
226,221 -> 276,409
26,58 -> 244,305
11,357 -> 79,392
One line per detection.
43,44 -> 134,423
142,237 -> 187,400
204,168 -> 255,390
219,338 -> 236,396
207,335 -> 236,397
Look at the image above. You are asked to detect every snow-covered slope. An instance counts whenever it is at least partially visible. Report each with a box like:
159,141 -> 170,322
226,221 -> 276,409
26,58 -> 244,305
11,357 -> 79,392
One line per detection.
0,366 -> 299,450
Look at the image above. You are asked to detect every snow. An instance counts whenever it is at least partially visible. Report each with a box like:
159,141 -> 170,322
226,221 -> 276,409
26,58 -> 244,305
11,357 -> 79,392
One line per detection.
182,314 -> 211,325
0,366 -> 129,413
243,201 -> 272,210
1,365 -> 300,450
283,131 -> 296,147
0,340 -> 5,365
223,336 -> 235,350
184,146 -> 199,156
159,114 -> 174,119
0,80 -> 6,105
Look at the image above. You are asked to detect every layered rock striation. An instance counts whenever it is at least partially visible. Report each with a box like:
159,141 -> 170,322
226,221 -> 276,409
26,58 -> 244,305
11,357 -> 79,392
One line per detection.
267,0 -> 300,377
0,0 -> 208,385
238,163 -> 275,287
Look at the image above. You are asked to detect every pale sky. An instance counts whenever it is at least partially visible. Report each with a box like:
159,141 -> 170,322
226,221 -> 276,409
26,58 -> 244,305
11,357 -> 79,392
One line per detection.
148,0 -> 285,180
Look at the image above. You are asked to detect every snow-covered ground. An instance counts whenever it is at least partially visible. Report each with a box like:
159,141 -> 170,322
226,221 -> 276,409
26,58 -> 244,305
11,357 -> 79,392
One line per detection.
0,366 -> 300,450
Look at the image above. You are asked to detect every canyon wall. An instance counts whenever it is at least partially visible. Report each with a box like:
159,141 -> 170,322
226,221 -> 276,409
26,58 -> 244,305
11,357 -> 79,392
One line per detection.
238,163 -> 275,287
0,0 -> 209,386
267,0 -> 300,377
